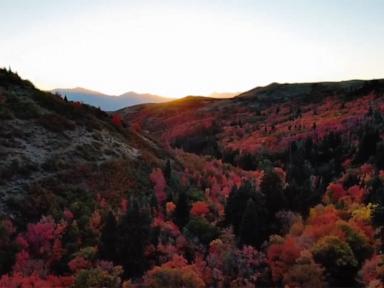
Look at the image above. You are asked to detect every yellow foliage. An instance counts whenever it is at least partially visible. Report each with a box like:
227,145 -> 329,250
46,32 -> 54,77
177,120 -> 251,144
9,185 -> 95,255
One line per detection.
351,203 -> 377,223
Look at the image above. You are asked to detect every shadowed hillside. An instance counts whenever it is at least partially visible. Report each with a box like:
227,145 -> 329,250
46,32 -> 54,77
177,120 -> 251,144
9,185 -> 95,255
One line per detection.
0,69 -> 173,220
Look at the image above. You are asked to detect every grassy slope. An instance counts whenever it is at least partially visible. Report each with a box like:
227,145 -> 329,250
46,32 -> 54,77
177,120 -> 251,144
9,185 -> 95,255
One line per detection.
0,69 -> 170,222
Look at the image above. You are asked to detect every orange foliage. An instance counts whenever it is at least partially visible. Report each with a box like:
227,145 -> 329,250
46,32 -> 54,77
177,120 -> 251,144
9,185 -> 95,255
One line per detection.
166,201 -> 176,216
191,201 -> 210,217
267,237 -> 301,283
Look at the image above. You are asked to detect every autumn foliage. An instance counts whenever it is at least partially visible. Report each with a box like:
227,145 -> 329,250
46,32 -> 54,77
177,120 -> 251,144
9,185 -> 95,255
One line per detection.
2,70 -> 384,287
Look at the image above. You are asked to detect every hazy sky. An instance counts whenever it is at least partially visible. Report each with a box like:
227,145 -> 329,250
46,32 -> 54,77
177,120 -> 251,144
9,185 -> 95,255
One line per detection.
1,0 -> 383,98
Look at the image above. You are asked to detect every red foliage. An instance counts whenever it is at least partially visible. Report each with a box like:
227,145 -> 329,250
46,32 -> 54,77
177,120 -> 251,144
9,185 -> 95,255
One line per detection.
359,254 -> 384,286
13,217 -> 67,276
347,185 -> 365,203
120,197 -> 129,214
0,273 -> 74,287
191,201 -> 210,217
112,113 -> 122,127
166,201 -> 176,216
267,237 -> 301,283
150,168 -> 167,206
90,210 -> 102,232
325,183 -> 346,203
72,101 -> 82,109
68,256 -> 91,272
63,209 -> 74,222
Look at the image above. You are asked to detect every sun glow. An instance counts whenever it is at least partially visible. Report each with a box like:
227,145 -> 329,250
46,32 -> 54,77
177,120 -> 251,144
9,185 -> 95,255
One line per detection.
1,1 -> 383,98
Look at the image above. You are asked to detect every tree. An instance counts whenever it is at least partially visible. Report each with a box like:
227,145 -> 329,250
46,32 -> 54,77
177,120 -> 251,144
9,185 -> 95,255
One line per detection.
164,160 -> 172,181
225,182 -> 257,236
355,127 -> 380,163
0,219 -> 17,275
98,211 -> 117,262
283,250 -> 325,288
312,236 -> 358,287
260,170 -> 286,217
267,237 -> 301,283
150,168 -> 167,207
116,201 -> 151,278
112,113 -> 123,127
143,256 -> 204,288
224,186 -> 237,226
190,201 -> 209,217
184,217 -> 219,245
174,192 -> 190,228
239,198 -> 268,247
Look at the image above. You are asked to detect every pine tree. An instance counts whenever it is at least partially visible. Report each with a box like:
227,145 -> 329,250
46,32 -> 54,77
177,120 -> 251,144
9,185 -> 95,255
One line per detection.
116,201 -> 151,277
239,198 -> 268,247
260,171 -> 286,217
225,181 -> 259,236
164,159 -> 172,181
224,185 -> 237,226
98,211 -> 117,261
174,191 -> 190,228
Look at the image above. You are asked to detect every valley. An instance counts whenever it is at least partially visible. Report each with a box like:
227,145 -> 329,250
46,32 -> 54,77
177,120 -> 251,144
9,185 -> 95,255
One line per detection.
1,69 -> 384,287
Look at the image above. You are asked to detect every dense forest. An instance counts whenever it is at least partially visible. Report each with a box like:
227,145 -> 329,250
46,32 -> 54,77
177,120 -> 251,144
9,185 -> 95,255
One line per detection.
1,68 -> 384,287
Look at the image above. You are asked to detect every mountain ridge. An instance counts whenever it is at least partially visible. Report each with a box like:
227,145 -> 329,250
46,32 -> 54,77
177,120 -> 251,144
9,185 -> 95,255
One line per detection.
52,87 -> 171,111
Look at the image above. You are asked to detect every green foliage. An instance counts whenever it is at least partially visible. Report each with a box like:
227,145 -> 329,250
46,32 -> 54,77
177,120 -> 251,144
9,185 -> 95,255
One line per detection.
73,266 -> 123,288
338,222 -> 373,264
312,236 -> 358,286
184,217 -> 219,245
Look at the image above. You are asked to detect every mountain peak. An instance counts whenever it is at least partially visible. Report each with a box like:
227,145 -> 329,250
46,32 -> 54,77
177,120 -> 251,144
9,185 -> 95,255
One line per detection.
52,87 -> 170,111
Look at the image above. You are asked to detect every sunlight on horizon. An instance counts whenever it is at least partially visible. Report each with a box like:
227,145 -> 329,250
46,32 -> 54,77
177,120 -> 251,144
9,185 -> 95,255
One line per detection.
1,0 -> 383,98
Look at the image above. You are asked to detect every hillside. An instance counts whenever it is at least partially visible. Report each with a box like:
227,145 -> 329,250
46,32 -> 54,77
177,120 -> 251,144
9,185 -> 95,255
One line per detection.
52,87 -> 171,111
0,69 -> 174,220
2,70 -> 384,287
124,79 -> 384,165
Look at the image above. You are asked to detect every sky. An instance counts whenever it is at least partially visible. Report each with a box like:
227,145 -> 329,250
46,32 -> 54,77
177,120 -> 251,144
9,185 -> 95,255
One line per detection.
0,0 -> 383,98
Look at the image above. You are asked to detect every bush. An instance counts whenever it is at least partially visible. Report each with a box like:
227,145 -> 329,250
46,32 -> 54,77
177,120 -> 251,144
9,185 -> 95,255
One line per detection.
312,236 -> 358,286
184,217 -> 219,245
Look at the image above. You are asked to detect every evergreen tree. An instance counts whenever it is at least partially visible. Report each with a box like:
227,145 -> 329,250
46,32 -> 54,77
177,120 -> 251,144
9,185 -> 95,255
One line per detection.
260,171 -> 286,216
239,198 -> 268,247
164,159 -> 172,181
98,211 -> 117,261
116,201 -> 151,278
224,186 -> 237,226
355,128 -> 380,163
225,181 -> 259,236
174,191 -> 190,228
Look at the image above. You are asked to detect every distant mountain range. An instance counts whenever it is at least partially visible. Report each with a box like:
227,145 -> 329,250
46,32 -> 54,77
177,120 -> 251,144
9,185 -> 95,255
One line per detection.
52,87 -> 240,111
208,91 -> 240,98
51,87 -> 171,111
